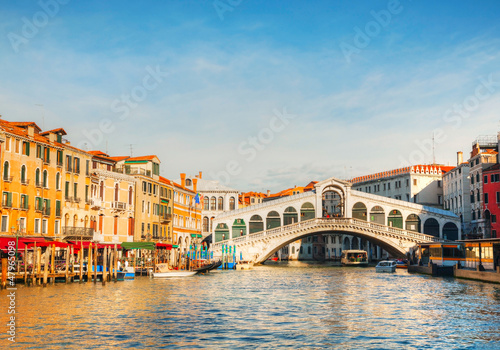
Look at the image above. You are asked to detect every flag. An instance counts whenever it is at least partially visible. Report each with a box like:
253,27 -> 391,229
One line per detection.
194,193 -> 200,204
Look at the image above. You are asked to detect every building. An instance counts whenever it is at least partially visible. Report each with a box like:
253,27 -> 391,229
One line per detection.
482,164 -> 500,238
88,151 -> 136,243
180,172 -> 239,238
443,152 -> 471,234
159,176 -> 174,244
350,164 -> 454,208
239,191 -> 268,208
468,135 -> 498,238
172,174 -> 202,253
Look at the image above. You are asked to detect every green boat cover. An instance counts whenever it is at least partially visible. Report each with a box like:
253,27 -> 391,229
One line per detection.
121,242 -> 156,250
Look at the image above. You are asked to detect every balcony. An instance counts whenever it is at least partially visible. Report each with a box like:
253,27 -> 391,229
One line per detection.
2,201 -> 12,208
55,208 -> 61,217
62,227 -> 95,238
72,197 -> 81,203
42,207 -> 51,216
112,201 -> 127,210
3,176 -> 13,183
160,213 -> 172,223
56,161 -> 63,167
90,198 -> 102,209
19,205 -> 30,211
115,167 -> 152,177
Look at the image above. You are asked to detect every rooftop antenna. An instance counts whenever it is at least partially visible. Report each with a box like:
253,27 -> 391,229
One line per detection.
129,144 -> 135,157
35,104 -> 45,129
105,140 -> 108,154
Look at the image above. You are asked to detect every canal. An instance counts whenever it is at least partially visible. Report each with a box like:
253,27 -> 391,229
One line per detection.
1,262 -> 500,349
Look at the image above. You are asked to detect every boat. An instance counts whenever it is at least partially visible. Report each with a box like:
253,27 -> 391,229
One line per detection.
152,270 -> 198,278
375,260 -> 397,273
341,250 -> 368,266
152,263 -> 198,278
395,259 -> 408,269
235,261 -> 253,270
194,260 -> 222,273
116,266 -> 135,280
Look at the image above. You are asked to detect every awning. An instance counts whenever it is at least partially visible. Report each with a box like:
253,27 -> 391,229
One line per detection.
156,243 -> 172,250
172,244 -> 179,248
121,242 -> 156,250
161,199 -> 169,204
25,241 -> 70,249
190,234 -> 203,238
68,241 -> 120,251
0,237 -> 51,252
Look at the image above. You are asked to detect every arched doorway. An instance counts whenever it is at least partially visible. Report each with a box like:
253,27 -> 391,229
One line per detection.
424,218 -> 440,237
343,236 -> 351,250
232,219 -> 246,238
405,214 -> 421,232
370,206 -> 385,224
352,202 -> 367,221
214,223 -> 229,242
351,237 -> 359,249
283,207 -> 298,225
388,209 -> 403,228
300,202 -> 315,221
443,222 -> 458,240
266,211 -> 281,230
249,215 -> 264,234
322,186 -> 344,217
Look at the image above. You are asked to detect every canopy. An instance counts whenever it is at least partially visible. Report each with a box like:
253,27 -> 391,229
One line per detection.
25,241 -> 70,249
121,242 -> 156,250
0,237 -> 48,252
156,243 -> 172,250
68,241 -> 120,251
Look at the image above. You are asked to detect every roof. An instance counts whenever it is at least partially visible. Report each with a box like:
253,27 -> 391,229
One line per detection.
350,165 -> 453,184
40,128 -> 67,136
159,176 -> 173,186
183,177 -> 239,192
9,121 -> 42,133
109,156 -> 130,162
126,155 -> 158,162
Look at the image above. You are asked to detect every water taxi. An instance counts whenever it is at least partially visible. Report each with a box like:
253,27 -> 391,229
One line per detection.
375,260 -> 397,273
341,250 -> 368,266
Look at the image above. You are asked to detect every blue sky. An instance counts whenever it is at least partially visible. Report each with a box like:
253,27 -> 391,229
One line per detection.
1,0 -> 500,192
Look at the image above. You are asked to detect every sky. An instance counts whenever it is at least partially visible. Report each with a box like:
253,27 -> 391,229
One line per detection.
1,0 -> 500,192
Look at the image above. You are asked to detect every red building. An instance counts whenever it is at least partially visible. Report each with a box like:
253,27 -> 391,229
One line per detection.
483,164 -> 500,238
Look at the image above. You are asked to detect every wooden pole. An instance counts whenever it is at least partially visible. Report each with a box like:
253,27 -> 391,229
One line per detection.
24,246 -> 28,285
102,246 -> 107,285
50,244 -> 55,284
37,247 -> 41,285
1,258 -> 7,289
70,246 -> 74,282
78,248 -> 83,283
65,247 -> 69,283
94,244 -> 98,283
43,247 -> 50,287
114,244 -> 118,282
87,242 -> 92,283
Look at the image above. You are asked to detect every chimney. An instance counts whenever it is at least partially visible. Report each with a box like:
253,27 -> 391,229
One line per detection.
48,133 -> 56,143
193,178 -> 198,193
457,151 -> 463,165
180,173 -> 186,189
27,125 -> 35,137
267,190 -> 270,196
198,171 -> 202,179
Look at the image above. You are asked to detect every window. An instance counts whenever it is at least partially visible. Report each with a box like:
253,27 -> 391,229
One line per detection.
148,183 -> 152,194
43,170 -> 48,188
1,216 -> 8,232
3,161 -> 9,181
152,162 -> 160,176
85,185 -> 89,203
54,220 -> 60,235
21,165 -> 27,184
142,181 -> 147,192
43,147 -> 50,163
129,187 -> 133,205
34,218 -> 40,234
437,180 -> 442,188
230,197 -> 235,210
56,172 -> 60,190
204,197 -> 209,210
20,194 -> 28,209
2,192 -> 12,208
73,183 -> 78,199
476,173 -> 480,183
413,179 -> 417,186
492,215 -> 497,223
56,200 -> 61,217
22,141 -> 30,156
36,145 -> 42,159
86,160 -> 90,175
210,197 -> 216,210
218,197 -> 223,210
497,192 -> 500,203
57,150 -> 63,166
66,155 -> 72,171
484,175 -> 488,184
65,181 -> 70,199
73,157 -> 80,173
42,219 -> 48,234
485,193 -> 489,204
5,137 -> 10,151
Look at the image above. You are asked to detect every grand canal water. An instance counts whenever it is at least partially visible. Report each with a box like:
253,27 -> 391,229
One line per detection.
1,262 -> 500,349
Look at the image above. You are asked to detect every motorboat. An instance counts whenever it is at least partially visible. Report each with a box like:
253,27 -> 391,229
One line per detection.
116,266 -> 135,280
375,260 -> 397,273
235,261 -> 253,270
152,270 -> 198,278
395,259 -> 408,269
194,260 -> 222,273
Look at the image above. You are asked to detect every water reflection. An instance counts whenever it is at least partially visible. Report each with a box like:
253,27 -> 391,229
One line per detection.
1,263 -> 500,349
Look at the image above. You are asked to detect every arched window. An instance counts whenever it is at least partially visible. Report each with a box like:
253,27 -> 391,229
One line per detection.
218,197 -> 224,211
210,197 -> 216,211
129,187 -> 133,205
35,168 -> 40,186
203,217 -> 209,232
229,197 -> 235,210
56,172 -> 60,190
43,170 -> 48,188
21,165 -> 26,184
204,197 -> 209,210
3,161 -> 9,181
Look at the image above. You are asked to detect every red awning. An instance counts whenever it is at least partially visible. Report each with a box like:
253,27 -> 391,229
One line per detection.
25,241 -> 70,249
68,241 -> 120,251
156,243 -> 172,250
0,237 -> 49,252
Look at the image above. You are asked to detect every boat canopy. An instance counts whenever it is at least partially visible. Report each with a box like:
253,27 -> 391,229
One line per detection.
121,242 -> 156,250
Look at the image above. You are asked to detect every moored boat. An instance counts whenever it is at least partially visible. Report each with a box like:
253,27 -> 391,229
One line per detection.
376,260 -> 397,273
235,261 -> 253,270
152,270 -> 198,278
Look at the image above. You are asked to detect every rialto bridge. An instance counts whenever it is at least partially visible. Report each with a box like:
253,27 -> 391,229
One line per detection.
211,177 -> 461,264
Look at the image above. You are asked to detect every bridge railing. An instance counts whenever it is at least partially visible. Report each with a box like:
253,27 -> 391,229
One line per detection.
212,217 -> 444,250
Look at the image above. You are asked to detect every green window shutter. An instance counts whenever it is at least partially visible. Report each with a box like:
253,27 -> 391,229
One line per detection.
26,142 -> 30,156
7,192 -> 12,207
65,181 -> 69,197
74,183 -> 77,197
25,195 -> 29,209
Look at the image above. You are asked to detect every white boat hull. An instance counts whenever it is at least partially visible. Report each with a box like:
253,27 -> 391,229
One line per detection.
152,271 -> 197,278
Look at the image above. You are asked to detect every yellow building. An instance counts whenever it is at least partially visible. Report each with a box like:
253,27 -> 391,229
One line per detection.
173,174 -> 202,254
88,151 -> 136,243
159,176 -> 174,244
0,120 -> 63,238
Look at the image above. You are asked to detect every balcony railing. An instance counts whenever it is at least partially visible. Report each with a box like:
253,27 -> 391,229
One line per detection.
115,167 -> 152,177
160,213 -> 172,223
55,209 -> 61,217
43,207 -> 51,216
90,198 -> 102,209
112,201 -> 127,210
62,227 -> 95,237
19,205 -> 30,211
